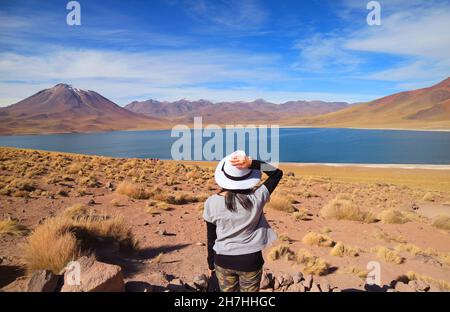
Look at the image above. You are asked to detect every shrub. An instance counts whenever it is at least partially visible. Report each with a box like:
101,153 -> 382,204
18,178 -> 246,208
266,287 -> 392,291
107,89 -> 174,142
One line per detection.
267,193 -> 296,213
296,248 -> 331,276
378,209 -> 409,224
432,215 -> 450,231
0,219 -> 29,236
62,203 -> 88,219
302,232 -> 335,247
268,244 -> 295,261
22,214 -> 137,274
320,195 -> 376,223
293,208 -> 310,221
116,181 -> 149,199
372,246 -> 404,264
330,242 -> 360,257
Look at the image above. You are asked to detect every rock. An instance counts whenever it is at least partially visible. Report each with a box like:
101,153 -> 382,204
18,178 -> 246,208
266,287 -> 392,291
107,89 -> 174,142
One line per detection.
61,256 -> 125,292
287,172 -> 295,177
277,273 -> 293,287
193,274 -> 208,290
260,271 -> 273,289
427,285 -> 440,292
195,242 -> 206,246
273,278 -> 281,290
408,280 -> 430,292
394,281 -> 415,292
106,181 -> 115,190
411,203 -> 419,210
88,199 -> 96,206
301,274 -> 313,289
26,270 -> 60,292
293,272 -> 304,284
319,280 -> 331,292
157,229 -> 167,236
309,283 -> 321,292
286,283 -> 305,292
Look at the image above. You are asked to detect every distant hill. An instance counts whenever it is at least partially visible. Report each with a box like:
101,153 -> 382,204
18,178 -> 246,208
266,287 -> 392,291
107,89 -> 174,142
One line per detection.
125,99 -> 349,124
296,77 -> 450,130
0,84 -> 165,135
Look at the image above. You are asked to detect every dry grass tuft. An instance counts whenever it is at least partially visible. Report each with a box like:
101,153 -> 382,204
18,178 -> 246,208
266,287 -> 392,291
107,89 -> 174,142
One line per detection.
116,181 -> 149,199
432,215 -> 450,231
267,193 -> 296,213
372,246 -> 404,264
62,203 -> 88,220
320,226 -> 332,234
0,219 -> 29,236
345,266 -> 369,279
302,232 -> 335,247
22,214 -> 137,274
330,242 -> 360,257
296,248 -> 331,276
293,208 -> 310,221
320,194 -> 376,223
378,209 -> 409,224
372,229 -> 406,243
268,244 -> 295,261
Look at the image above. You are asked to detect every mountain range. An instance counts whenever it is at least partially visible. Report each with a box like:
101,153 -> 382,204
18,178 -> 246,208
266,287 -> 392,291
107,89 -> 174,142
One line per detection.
0,77 -> 449,135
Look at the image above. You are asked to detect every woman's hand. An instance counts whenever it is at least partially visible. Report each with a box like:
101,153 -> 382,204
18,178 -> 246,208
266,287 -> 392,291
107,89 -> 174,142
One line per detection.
230,154 -> 252,169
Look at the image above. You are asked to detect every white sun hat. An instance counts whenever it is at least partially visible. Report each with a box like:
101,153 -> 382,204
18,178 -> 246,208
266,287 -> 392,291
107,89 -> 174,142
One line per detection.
214,150 -> 261,190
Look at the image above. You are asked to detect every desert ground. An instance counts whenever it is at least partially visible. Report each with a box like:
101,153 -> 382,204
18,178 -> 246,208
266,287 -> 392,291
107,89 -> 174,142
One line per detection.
0,147 -> 449,292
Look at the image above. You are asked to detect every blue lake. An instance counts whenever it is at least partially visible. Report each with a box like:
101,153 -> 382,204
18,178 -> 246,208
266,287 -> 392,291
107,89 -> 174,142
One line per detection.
0,128 -> 449,164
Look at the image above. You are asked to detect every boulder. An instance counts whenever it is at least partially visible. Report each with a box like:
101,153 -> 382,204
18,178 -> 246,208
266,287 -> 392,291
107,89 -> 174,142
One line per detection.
279,273 -> 294,287
309,283 -> 321,292
260,271 -> 273,290
61,256 -> 125,292
394,281 -> 415,292
293,272 -> 304,284
286,283 -> 305,292
26,270 -> 60,292
301,274 -> 313,289
408,280 -> 430,292
193,274 -> 208,291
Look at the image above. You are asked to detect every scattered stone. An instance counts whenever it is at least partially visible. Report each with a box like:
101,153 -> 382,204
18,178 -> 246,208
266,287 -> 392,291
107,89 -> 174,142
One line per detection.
58,189 -> 69,197
144,222 -> 149,226
193,274 -> 208,291
287,172 -> 295,177
408,280 -> 430,292
411,203 -> 419,210
286,283 -> 305,292
26,270 -> 60,292
157,229 -> 167,236
279,273 -> 294,287
260,272 -> 273,289
106,181 -> 115,190
319,280 -> 331,292
195,242 -> 205,246
88,199 -> 96,206
394,281 -> 415,292
61,256 -> 125,292
309,283 -> 321,292
301,274 -> 313,289
293,272 -> 304,284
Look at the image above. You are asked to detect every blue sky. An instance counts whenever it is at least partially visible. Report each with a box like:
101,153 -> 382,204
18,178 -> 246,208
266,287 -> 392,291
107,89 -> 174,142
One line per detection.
0,0 -> 449,106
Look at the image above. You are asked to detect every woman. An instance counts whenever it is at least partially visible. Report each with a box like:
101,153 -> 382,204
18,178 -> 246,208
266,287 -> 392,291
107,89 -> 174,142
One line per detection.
203,150 -> 283,292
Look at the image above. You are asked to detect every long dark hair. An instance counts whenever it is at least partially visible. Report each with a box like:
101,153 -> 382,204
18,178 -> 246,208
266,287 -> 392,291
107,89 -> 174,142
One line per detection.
222,189 -> 254,212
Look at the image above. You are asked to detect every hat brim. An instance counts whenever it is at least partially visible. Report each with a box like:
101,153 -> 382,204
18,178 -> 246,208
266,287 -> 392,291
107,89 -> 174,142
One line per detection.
214,156 -> 261,190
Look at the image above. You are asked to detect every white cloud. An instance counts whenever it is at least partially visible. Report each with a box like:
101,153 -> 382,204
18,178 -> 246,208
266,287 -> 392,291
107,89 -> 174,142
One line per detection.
294,1 -> 450,83
183,0 -> 268,31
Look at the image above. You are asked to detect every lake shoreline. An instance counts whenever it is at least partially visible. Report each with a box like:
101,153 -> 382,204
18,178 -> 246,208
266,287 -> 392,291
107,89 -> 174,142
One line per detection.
1,125 -> 450,137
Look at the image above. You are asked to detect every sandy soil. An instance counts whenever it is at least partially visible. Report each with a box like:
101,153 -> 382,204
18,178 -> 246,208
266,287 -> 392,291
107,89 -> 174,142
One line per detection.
0,147 -> 449,292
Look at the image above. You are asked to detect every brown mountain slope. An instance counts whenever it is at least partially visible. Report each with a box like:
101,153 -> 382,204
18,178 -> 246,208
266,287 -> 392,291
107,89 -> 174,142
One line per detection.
296,77 -> 450,129
0,84 -> 165,135
125,98 -> 348,124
